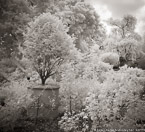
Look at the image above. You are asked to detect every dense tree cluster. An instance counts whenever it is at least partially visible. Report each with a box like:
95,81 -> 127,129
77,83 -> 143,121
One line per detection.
0,0 -> 31,58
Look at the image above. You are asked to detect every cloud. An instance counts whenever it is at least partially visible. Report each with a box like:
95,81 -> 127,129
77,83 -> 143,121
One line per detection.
85,0 -> 145,35
93,5 -> 112,20
86,0 -> 145,17
92,5 -> 112,34
135,5 -> 145,35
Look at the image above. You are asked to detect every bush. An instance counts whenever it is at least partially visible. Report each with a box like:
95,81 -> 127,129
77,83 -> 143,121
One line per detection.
0,79 -> 34,131
59,110 -> 92,132
84,67 -> 145,130
100,52 -> 119,66
59,59 -> 145,131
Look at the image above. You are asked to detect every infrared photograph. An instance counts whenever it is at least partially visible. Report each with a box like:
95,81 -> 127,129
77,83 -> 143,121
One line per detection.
0,0 -> 145,131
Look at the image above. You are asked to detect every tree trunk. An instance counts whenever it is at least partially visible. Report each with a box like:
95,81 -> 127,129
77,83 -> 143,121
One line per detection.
41,77 -> 46,85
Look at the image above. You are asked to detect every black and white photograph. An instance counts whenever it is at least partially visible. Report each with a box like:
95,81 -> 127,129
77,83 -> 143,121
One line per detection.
0,0 -> 145,131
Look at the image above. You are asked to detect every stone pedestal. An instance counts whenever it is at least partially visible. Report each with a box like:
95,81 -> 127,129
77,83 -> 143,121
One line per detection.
27,83 -> 59,120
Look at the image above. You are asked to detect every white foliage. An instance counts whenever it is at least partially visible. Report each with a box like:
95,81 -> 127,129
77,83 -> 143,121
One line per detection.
100,52 -> 119,66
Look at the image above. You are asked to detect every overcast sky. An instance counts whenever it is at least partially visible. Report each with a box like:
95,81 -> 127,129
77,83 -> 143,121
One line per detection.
85,0 -> 145,35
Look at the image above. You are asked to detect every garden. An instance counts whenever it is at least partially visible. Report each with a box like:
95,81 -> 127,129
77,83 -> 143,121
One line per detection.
0,0 -> 145,132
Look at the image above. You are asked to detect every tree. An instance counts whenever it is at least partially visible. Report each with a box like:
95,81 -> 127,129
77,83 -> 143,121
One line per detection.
23,13 -> 77,85
109,15 -> 137,39
106,15 -> 144,68
26,0 -> 60,15
101,35 -> 144,68
57,1 -> 101,52
116,39 -> 141,61
0,0 -> 32,83
0,0 -> 31,59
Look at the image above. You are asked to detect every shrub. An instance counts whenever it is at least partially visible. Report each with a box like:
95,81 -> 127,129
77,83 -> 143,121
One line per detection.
100,52 -> 119,66
0,79 -> 34,131
59,60 -> 145,131
85,67 -> 145,130
59,110 -> 92,132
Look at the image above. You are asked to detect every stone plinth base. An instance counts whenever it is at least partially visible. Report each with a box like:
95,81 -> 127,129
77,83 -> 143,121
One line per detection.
27,83 -> 59,120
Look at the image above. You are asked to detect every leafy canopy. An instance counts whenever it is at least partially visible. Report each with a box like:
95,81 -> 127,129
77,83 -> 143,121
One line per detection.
23,13 -> 77,84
